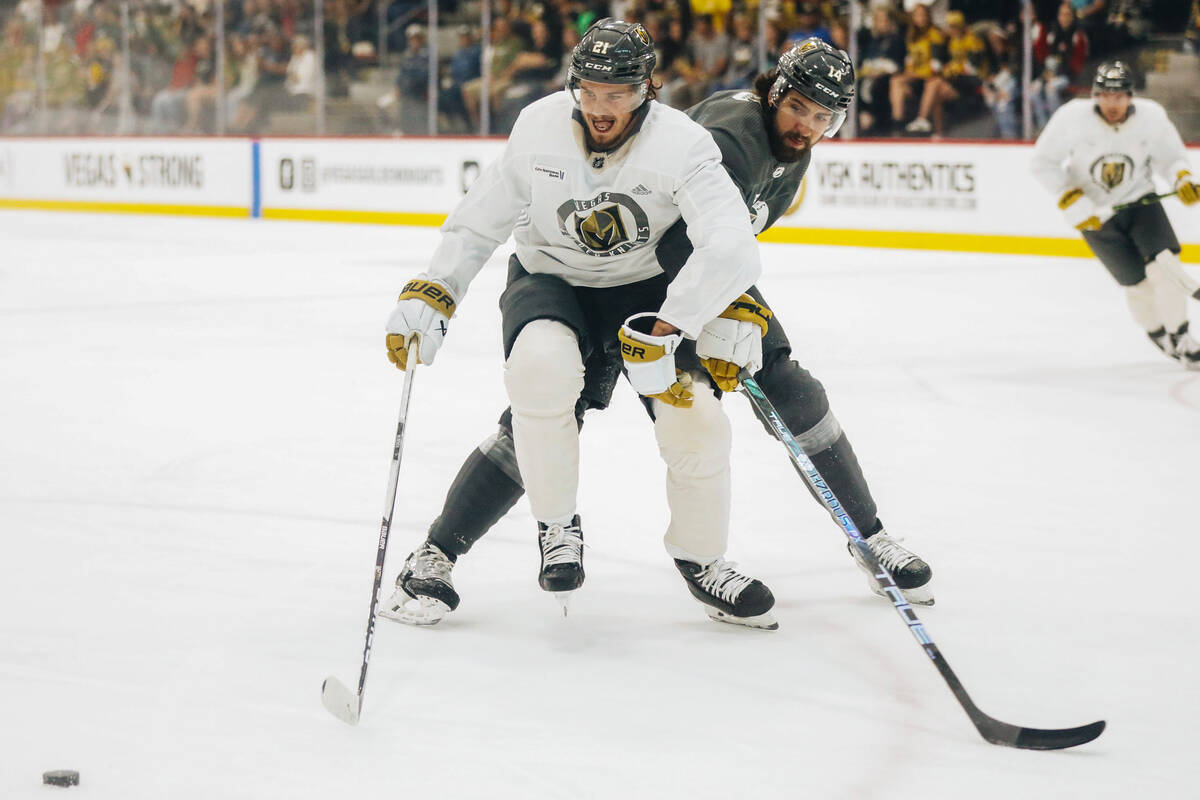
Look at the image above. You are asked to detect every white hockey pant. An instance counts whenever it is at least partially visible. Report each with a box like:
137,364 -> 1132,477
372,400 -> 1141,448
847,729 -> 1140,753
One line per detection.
656,375 -> 732,564
1127,250 -> 1194,334
504,320 -> 584,523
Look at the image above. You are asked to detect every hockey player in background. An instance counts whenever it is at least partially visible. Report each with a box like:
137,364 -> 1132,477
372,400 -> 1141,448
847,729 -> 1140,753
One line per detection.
1032,61 -> 1200,365
381,38 -> 936,628
384,19 -> 781,629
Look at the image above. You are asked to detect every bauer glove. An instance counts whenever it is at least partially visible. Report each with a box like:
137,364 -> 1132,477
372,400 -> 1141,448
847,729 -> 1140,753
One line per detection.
385,278 -> 456,369
1176,171 -> 1199,206
618,312 -> 693,408
1058,188 -> 1112,232
696,293 -> 772,392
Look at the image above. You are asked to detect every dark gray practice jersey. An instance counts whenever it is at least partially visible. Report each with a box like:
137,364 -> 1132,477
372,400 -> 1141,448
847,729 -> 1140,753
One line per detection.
656,89 -> 811,277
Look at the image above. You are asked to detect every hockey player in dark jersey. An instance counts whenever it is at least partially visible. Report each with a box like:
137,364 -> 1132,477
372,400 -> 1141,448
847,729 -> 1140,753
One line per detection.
383,39 -> 935,626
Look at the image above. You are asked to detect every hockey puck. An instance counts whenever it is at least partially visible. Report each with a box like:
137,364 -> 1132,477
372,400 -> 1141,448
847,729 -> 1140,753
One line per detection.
42,770 -> 80,787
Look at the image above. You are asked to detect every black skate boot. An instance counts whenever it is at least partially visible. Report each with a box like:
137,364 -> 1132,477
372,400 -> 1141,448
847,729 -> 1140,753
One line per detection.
379,542 -> 459,625
1169,322 -> 1200,368
537,516 -> 584,612
674,557 -> 778,630
848,526 -> 934,605
1148,326 -> 1175,359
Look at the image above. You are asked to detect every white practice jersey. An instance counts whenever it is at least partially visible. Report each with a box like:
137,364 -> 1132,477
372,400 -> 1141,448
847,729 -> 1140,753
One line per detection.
421,91 -> 760,338
1031,97 -> 1192,210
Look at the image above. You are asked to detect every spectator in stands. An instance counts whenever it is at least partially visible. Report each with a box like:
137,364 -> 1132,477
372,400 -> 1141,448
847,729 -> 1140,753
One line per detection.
686,13 -> 730,99
44,38 -> 86,133
786,2 -> 834,47
1069,0 -> 1108,52
222,32 -> 260,130
889,3 -> 946,132
1103,0 -> 1150,52
711,12 -> 756,92
495,16 -> 562,123
461,15 -> 523,130
1030,2 -> 1089,131
183,35 -> 219,133
392,23 -> 429,134
439,25 -> 482,132
83,34 -> 116,114
950,0 -> 1021,63
148,37 -> 199,133
856,4 -> 906,135
284,34 -> 318,107
0,16 -> 36,132
904,10 -> 987,136
233,25 -> 293,132
982,51 -> 1020,138
904,0 -> 950,26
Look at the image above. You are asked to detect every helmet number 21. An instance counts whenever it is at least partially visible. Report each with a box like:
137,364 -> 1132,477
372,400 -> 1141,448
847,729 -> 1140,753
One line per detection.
592,41 -> 610,53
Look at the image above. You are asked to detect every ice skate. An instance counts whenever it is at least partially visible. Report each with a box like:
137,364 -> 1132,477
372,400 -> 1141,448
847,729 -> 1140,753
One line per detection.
674,557 -> 778,630
1169,323 -> 1200,369
538,516 -> 584,614
379,542 -> 459,626
1147,327 -> 1175,359
848,528 -> 934,606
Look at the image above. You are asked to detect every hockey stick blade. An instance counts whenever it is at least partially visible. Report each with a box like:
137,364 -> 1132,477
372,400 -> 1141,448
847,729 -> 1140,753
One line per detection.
997,719 -> 1106,751
321,675 -> 362,725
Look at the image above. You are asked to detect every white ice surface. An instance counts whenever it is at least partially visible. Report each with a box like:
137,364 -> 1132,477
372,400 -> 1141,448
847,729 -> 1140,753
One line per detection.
1,211 -> 1198,799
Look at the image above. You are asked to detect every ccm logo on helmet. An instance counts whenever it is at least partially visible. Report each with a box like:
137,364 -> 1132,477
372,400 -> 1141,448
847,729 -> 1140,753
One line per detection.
584,62 -> 614,71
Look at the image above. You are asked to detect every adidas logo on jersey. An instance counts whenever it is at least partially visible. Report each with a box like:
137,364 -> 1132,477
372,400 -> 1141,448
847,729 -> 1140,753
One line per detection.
631,184 -> 651,195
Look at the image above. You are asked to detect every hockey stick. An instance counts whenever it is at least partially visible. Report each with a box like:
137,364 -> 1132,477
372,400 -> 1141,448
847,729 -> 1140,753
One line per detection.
737,372 -> 1105,750
321,353 -> 419,725
1113,190 -> 1178,213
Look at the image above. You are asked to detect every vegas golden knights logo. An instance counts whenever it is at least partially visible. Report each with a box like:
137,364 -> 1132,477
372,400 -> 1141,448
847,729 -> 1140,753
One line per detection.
575,204 -> 629,250
557,192 -> 651,256
1100,161 -> 1125,189
1090,153 -> 1133,192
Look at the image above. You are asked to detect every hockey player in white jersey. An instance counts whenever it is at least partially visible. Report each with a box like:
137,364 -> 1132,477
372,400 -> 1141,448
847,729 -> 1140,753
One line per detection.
383,19 -> 778,628
1032,61 -> 1200,365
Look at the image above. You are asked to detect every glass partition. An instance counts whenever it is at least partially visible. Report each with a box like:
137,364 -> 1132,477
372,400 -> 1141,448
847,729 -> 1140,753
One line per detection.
0,0 -> 1196,140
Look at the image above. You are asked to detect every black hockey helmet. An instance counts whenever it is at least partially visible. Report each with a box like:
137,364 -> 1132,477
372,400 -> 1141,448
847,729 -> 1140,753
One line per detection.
1092,61 -> 1134,94
769,38 -> 855,136
568,18 -> 656,86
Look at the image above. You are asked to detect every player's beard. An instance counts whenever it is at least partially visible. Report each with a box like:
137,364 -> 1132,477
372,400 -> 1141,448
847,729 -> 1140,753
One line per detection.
767,120 -> 812,163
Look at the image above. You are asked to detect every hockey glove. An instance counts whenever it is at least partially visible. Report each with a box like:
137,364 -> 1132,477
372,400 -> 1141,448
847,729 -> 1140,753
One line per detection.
1176,171 -> 1200,206
618,312 -> 693,408
385,278 -> 456,369
696,293 -> 772,392
1058,188 -> 1112,232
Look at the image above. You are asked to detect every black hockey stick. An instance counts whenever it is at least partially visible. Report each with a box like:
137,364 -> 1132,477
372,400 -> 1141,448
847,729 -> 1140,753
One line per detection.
1113,190 -> 1178,213
738,373 -> 1105,750
322,353 -> 419,725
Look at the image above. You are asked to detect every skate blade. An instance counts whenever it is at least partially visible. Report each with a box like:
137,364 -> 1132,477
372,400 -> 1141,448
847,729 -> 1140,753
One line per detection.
378,593 -> 451,626
553,591 -> 573,617
870,579 -> 935,606
703,607 -> 779,630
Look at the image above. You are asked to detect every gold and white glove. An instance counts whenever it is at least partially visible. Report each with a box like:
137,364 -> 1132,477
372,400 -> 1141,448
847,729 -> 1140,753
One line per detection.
1176,171 -> 1199,206
1058,188 -> 1112,232
385,278 -> 456,370
618,312 -> 693,408
696,293 -> 772,392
